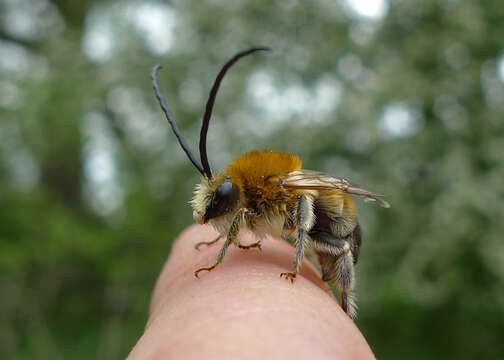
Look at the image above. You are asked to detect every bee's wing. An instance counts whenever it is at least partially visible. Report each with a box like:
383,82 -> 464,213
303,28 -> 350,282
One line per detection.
280,170 -> 391,208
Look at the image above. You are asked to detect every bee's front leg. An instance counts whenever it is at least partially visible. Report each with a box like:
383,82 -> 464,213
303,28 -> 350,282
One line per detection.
194,235 -> 222,250
280,195 -> 314,283
194,208 -> 250,278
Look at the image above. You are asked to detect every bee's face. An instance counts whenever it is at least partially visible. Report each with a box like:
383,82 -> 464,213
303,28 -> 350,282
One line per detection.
191,176 -> 240,224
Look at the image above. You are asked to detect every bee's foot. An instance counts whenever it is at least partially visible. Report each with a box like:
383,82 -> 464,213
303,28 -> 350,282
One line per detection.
238,242 -> 262,251
280,272 -> 297,283
194,265 -> 217,278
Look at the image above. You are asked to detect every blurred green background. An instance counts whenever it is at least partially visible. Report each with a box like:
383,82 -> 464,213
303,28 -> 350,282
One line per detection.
1,0 -> 503,358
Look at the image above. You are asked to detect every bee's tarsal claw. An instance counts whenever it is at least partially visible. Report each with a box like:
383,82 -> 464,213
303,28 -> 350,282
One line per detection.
280,272 -> 297,283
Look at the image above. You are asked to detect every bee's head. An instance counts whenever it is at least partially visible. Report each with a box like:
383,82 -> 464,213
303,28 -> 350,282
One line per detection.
191,176 -> 240,224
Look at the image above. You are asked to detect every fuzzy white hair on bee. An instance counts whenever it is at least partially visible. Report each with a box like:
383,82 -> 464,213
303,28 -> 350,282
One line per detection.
151,47 -> 390,320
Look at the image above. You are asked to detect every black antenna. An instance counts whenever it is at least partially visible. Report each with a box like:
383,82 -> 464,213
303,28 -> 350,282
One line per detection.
199,46 -> 271,179
151,65 -> 205,176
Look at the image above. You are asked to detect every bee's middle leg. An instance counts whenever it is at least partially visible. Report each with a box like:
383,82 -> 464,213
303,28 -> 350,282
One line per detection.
194,209 -> 249,278
238,241 -> 261,250
236,213 -> 261,250
280,195 -> 314,283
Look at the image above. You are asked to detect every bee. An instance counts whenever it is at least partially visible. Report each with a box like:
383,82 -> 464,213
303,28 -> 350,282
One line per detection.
151,47 -> 390,319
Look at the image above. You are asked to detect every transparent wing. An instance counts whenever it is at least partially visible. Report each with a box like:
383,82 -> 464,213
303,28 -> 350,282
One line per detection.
280,170 -> 391,208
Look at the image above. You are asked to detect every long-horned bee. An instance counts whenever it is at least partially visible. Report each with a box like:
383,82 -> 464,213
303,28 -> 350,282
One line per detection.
151,47 -> 390,319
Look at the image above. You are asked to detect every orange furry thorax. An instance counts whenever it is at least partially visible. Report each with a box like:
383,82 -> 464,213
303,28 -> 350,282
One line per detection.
225,150 -> 302,209
226,150 -> 302,186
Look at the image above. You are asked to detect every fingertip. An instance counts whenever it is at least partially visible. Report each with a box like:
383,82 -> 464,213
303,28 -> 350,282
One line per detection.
135,224 -> 375,360
151,224 -> 329,316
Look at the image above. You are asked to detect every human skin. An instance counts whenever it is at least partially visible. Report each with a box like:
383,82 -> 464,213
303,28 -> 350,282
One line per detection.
128,224 -> 375,359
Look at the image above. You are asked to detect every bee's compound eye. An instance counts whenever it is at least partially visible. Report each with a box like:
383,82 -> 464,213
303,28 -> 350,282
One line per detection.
204,181 -> 239,222
216,181 -> 234,199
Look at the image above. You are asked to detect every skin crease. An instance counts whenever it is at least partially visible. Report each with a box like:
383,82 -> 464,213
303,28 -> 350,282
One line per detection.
128,225 -> 375,360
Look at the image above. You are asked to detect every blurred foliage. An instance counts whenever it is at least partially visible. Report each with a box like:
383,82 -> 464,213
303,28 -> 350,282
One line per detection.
1,0 -> 504,358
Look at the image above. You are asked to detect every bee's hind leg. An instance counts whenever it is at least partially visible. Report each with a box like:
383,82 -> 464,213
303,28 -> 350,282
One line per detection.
194,209 -> 250,278
194,235 -> 222,250
280,195 -> 315,283
311,231 -> 357,319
